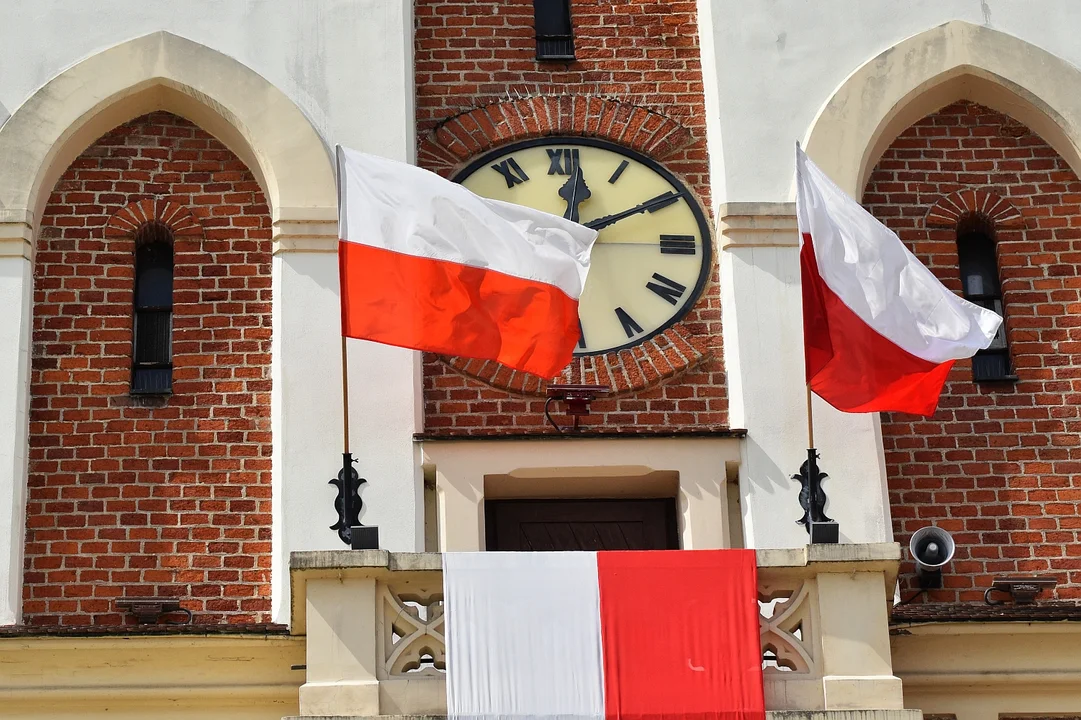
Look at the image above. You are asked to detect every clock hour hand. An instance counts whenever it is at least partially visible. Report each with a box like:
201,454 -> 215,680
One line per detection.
558,166 -> 591,223
584,190 -> 683,231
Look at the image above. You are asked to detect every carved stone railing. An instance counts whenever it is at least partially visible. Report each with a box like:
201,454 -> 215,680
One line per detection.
290,544 -> 905,717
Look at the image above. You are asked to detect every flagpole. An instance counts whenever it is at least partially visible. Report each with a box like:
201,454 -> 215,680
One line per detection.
337,146 -> 357,548
796,141 -> 837,544
340,335 -> 355,547
806,384 -> 814,449
333,145 -> 377,550
341,335 -> 351,455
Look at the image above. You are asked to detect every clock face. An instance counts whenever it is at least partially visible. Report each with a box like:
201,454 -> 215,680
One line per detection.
455,138 -> 712,357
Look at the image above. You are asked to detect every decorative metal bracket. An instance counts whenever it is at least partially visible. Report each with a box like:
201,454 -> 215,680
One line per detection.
544,384 -> 609,433
794,448 -> 839,544
116,597 -> 193,625
330,454 -> 366,546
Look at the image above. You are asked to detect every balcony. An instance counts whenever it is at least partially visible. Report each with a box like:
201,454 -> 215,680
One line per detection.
289,545 -> 920,720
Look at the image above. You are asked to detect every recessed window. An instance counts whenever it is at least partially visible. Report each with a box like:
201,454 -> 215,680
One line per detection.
533,0 -> 575,61
956,216 -> 1012,382
131,222 -> 174,395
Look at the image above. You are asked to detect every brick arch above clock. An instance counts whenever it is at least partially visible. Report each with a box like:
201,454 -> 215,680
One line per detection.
418,95 -> 696,177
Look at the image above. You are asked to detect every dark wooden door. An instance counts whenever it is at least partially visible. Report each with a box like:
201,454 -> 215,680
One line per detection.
485,499 -> 679,551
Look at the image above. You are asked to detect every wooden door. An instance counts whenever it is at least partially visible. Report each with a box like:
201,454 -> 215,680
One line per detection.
484,498 -> 679,551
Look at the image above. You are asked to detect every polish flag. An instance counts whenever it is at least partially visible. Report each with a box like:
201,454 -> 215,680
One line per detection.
444,550 -> 765,720
795,147 -> 1002,416
336,146 -> 598,378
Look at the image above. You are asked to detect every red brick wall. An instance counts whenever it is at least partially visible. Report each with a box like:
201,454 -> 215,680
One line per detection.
864,101 -> 1081,602
416,0 -> 726,435
24,112 -> 273,626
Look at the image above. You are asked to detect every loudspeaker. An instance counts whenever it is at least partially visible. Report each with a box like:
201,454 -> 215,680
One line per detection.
909,525 -> 955,589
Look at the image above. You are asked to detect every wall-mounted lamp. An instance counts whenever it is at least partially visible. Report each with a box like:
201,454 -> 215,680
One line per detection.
544,384 -> 609,433
116,597 -> 193,625
985,576 -> 1057,605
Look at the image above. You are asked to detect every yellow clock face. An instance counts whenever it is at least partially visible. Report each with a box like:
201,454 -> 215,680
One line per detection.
455,138 -> 712,356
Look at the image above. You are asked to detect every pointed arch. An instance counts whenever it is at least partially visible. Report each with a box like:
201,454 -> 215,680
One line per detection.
0,32 -> 340,626
804,21 -> 1081,198
0,31 -> 336,254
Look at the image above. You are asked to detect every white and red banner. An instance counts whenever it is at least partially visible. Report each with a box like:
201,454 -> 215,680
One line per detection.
336,145 -> 598,378
444,550 -> 765,720
795,147 -> 1002,416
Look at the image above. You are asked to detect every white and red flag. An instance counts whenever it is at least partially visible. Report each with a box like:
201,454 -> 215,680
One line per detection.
444,550 -> 765,720
336,145 -> 598,378
795,147 -> 1002,416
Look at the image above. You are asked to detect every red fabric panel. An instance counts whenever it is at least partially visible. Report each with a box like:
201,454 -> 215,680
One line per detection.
597,550 -> 765,720
800,233 -> 954,416
339,240 -> 579,378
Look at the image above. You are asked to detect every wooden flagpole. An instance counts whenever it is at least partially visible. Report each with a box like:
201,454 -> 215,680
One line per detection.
338,144 -> 357,548
797,140 -> 836,543
334,145 -> 377,550
806,384 -> 814,449
341,335 -> 351,455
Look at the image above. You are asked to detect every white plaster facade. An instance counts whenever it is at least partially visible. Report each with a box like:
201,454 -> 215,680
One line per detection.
1,0 -> 1081,627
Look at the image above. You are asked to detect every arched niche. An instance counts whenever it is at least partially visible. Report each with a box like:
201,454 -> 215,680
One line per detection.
804,21 -> 1081,199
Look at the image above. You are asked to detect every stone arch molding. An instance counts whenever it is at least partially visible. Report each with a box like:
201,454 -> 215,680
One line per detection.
0,31 -> 337,258
805,21 -> 1081,198
0,32 -> 340,627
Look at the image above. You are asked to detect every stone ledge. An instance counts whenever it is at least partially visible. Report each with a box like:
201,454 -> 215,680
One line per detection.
282,712 -> 923,720
290,550 -> 441,572
718,201 -> 798,250
757,542 -> 901,568
290,544 -> 902,573
769,709 -> 921,713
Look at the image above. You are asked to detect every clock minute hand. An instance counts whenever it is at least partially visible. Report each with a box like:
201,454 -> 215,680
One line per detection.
584,191 -> 683,231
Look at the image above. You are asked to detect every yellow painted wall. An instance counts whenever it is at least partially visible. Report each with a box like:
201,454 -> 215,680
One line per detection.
0,635 -> 304,720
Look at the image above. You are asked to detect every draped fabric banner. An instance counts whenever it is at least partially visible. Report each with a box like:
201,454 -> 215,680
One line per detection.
444,550 -> 765,720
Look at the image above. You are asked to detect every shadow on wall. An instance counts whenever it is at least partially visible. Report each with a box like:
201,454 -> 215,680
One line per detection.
743,436 -> 854,546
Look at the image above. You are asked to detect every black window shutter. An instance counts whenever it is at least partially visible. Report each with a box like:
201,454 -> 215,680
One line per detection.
131,224 -> 174,395
956,227 -> 1014,382
534,0 -> 575,61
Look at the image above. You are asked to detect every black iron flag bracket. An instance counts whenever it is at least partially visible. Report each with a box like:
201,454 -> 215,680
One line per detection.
796,387 -> 839,544
329,452 -> 378,549
331,147 -> 379,550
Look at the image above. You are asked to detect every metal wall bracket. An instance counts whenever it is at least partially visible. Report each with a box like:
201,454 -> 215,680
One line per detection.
794,448 -> 839,544
330,457 -> 365,546
116,597 -> 193,625
329,453 -> 380,549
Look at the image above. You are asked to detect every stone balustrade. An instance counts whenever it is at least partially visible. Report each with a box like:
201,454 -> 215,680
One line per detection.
290,544 -> 911,718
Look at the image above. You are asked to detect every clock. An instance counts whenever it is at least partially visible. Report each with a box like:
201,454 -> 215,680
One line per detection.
454,137 -> 712,357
